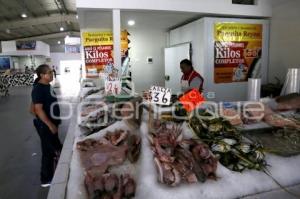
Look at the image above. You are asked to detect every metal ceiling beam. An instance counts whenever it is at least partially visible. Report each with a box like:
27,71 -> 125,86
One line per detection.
54,0 -> 63,14
16,0 -> 37,17
42,23 -> 54,33
7,31 -> 80,41
33,25 -> 45,34
0,0 -> 15,21
34,0 -> 51,16
54,0 -> 69,15
0,14 -> 77,31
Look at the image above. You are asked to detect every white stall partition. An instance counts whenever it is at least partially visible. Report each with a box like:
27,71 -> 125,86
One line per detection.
0,41 -> 50,57
164,43 -> 191,94
169,17 -> 270,102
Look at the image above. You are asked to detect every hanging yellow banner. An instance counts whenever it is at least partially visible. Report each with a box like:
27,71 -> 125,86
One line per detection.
215,23 -> 262,42
82,30 -> 129,77
82,31 -> 128,48
214,23 -> 262,83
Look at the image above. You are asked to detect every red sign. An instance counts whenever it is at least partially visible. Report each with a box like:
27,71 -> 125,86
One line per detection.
179,89 -> 205,112
84,45 -> 113,66
215,41 -> 248,68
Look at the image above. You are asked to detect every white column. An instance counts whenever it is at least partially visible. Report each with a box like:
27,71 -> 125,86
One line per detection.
112,9 -> 121,77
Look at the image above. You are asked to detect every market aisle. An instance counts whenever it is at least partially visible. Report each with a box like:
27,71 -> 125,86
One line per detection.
0,85 -> 78,199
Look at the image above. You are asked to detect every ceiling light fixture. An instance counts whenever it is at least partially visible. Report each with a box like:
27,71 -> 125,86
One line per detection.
58,41 -> 61,44
21,13 -> 27,18
128,20 -> 135,26
21,0 -> 27,18
59,14 -> 65,32
76,15 -> 78,19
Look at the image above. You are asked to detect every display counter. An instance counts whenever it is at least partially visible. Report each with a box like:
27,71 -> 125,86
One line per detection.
47,91 -> 300,199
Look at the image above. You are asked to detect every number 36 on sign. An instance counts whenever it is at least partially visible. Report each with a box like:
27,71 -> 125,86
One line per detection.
150,86 -> 172,105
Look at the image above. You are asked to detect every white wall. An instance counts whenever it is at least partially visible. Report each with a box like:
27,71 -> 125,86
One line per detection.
169,19 -> 205,77
128,28 -> 167,93
50,45 -> 65,53
0,41 -> 50,57
76,0 -> 272,17
50,53 -> 82,75
170,17 -> 270,102
18,56 -> 46,70
76,1 -> 274,95
1,41 -> 15,52
11,57 -> 19,69
19,56 -> 34,68
4,56 -> 46,71
78,10 -> 112,30
35,56 -> 46,67
78,10 -> 167,93
268,0 -> 300,84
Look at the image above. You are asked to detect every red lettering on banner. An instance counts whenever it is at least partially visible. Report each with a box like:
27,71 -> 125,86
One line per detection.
84,45 -> 113,66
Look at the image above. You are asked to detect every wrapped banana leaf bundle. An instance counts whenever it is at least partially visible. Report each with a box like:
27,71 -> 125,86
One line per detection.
174,103 -> 188,117
189,111 -> 267,172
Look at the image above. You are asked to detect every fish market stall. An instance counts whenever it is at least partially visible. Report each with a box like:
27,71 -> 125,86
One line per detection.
48,91 -> 300,199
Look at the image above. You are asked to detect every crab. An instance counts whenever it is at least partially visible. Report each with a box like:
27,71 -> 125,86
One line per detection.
211,143 -> 231,153
208,122 -> 223,132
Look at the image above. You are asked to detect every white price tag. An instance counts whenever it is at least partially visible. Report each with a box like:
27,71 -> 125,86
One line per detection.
150,86 -> 172,105
105,80 -> 121,95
